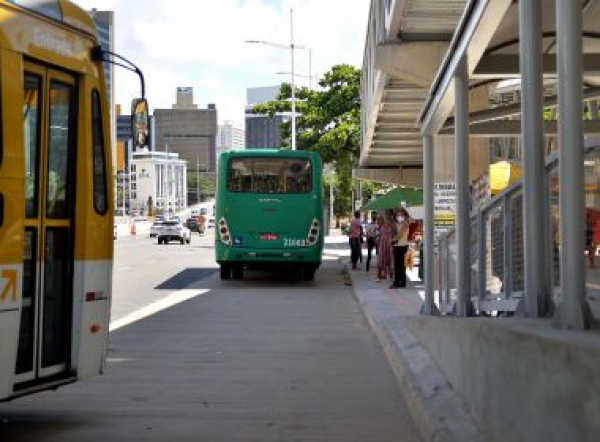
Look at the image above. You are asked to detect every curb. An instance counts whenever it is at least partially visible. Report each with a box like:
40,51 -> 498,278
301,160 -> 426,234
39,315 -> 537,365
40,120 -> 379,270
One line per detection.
346,266 -> 485,442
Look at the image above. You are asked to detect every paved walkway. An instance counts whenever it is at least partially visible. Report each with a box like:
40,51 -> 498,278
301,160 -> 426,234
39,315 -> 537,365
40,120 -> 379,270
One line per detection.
323,235 -> 600,441
323,236 -> 483,441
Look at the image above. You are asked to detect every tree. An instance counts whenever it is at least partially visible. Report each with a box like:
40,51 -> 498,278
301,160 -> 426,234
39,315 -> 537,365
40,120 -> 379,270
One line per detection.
187,173 -> 215,203
147,195 -> 153,216
253,64 -> 361,220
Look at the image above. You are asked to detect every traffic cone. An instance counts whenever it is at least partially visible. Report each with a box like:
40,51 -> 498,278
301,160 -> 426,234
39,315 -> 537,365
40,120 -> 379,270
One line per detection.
130,223 -> 136,235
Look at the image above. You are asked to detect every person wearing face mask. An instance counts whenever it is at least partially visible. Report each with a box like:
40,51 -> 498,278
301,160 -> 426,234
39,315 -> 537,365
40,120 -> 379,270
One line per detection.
389,207 -> 410,289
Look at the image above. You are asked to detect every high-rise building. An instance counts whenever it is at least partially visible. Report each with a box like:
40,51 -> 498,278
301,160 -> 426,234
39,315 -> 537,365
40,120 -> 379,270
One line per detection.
153,87 -> 217,173
245,86 -> 286,149
218,121 -> 245,150
88,10 -> 115,151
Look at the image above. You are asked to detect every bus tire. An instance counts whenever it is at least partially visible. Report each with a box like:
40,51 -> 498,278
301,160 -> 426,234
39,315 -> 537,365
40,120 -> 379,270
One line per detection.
232,264 -> 244,280
220,264 -> 231,280
302,265 -> 316,281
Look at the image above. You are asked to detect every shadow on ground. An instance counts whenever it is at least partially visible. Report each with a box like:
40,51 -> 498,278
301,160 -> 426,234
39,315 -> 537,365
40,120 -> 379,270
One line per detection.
155,268 -> 217,290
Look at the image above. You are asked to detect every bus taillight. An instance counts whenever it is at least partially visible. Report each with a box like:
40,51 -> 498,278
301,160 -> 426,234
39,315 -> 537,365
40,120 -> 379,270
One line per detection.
219,217 -> 232,246
306,218 -> 321,245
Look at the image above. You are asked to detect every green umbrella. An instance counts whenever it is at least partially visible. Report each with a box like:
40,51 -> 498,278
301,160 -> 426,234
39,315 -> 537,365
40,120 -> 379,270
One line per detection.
360,187 -> 423,211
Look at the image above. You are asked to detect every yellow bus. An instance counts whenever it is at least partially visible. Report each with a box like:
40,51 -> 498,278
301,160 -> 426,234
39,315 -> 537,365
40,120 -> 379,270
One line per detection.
0,0 -> 147,400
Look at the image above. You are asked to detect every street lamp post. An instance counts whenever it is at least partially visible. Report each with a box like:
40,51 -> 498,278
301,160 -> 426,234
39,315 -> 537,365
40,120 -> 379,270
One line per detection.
246,8 -> 303,150
290,8 -> 296,151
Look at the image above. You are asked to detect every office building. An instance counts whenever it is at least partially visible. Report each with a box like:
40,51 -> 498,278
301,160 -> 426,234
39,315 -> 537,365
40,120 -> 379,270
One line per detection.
153,87 -> 217,173
245,86 -> 285,149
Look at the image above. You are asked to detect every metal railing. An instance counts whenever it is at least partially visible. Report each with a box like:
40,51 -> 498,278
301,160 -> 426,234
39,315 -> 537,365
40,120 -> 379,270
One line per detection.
435,144 -> 600,316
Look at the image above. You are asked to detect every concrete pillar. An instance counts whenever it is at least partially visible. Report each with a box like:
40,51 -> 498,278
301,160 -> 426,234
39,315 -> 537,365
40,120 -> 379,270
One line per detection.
421,134 -> 440,315
455,56 -> 474,317
553,0 -> 592,330
519,0 -> 552,317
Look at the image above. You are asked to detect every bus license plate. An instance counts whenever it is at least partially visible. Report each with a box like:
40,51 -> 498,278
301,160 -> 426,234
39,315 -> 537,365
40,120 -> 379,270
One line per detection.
260,233 -> 278,241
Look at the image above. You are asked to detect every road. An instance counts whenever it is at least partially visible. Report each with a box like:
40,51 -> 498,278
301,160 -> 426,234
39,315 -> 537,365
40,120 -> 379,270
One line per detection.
0,231 -> 420,441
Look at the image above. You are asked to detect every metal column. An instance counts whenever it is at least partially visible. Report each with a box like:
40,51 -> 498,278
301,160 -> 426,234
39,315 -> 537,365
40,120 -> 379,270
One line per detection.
421,134 -> 440,315
553,0 -> 592,330
454,56 -> 474,317
519,0 -> 551,317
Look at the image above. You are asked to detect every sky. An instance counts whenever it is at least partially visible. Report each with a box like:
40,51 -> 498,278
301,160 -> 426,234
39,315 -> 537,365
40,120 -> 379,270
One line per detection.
72,0 -> 370,126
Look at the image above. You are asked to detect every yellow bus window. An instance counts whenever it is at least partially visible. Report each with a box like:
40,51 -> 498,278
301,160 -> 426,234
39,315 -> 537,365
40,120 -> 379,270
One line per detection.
23,74 -> 41,218
46,81 -> 73,219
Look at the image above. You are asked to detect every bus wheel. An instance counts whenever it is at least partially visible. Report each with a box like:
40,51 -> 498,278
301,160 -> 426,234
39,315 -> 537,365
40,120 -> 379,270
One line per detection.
220,264 -> 231,280
302,265 -> 316,281
232,264 -> 244,280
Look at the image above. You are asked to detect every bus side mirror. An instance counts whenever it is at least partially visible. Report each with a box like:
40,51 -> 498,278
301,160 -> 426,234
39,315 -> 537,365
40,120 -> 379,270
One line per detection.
131,98 -> 150,149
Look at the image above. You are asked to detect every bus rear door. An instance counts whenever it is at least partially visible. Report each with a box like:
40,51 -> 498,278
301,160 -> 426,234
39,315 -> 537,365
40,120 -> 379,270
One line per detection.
15,63 -> 77,387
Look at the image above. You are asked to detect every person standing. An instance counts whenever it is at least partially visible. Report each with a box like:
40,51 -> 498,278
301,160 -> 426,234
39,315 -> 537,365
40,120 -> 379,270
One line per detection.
365,211 -> 379,272
390,208 -> 410,289
376,214 -> 393,282
349,211 -> 363,269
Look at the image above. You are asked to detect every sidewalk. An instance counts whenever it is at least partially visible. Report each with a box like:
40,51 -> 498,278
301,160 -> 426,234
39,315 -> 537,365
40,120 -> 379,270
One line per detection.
324,237 -> 600,441
323,237 -> 483,441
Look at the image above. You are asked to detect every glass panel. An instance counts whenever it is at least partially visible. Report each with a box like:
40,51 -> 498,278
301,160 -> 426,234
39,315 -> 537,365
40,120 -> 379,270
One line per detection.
24,74 -> 41,218
92,90 -> 108,214
16,229 -> 37,374
227,158 -> 312,193
46,81 -> 73,219
41,228 -> 70,368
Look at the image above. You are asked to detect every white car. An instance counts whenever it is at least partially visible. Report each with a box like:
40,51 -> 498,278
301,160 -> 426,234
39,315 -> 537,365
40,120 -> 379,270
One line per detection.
149,221 -> 163,237
157,221 -> 191,245
207,216 -> 215,229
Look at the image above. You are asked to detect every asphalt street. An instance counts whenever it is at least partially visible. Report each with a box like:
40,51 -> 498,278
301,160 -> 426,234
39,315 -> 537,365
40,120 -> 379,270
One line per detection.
0,231 -> 420,441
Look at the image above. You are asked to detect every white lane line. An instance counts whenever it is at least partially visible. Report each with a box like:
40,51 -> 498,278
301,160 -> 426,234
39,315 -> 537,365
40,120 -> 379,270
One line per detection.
109,288 -> 210,331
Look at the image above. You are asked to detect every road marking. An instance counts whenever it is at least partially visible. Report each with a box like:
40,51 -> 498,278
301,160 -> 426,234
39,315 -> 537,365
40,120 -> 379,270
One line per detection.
109,288 -> 209,331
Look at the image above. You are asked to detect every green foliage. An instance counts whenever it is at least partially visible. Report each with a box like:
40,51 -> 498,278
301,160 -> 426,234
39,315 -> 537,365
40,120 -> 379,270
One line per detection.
187,173 -> 215,202
252,64 -> 361,218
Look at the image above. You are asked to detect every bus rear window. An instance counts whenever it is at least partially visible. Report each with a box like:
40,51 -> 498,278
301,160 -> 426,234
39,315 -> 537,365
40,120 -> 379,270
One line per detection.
227,158 -> 312,194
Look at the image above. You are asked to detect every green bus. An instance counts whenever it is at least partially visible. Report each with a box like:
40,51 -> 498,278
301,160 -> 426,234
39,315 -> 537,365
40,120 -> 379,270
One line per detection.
215,149 -> 324,280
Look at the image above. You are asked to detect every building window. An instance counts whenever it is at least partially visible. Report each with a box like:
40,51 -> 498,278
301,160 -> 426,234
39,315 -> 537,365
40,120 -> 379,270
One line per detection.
132,183 -> 137,190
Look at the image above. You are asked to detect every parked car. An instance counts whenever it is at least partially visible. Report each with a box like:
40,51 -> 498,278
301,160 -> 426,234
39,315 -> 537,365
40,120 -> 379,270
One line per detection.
150,220 -> 163,237
207,216 -> 215,229
157,221 -> 191,245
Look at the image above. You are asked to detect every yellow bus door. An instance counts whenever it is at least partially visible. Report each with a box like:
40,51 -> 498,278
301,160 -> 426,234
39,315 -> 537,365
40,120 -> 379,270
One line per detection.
15,63 -> 76,384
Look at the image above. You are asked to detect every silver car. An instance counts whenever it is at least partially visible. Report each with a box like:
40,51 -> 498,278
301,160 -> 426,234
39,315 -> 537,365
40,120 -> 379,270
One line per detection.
150,221 -> 163,237
157,221 -> 191,245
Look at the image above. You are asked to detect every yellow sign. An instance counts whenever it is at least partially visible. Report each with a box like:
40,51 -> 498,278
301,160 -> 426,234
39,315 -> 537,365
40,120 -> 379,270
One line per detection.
1,270 -> 17,303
